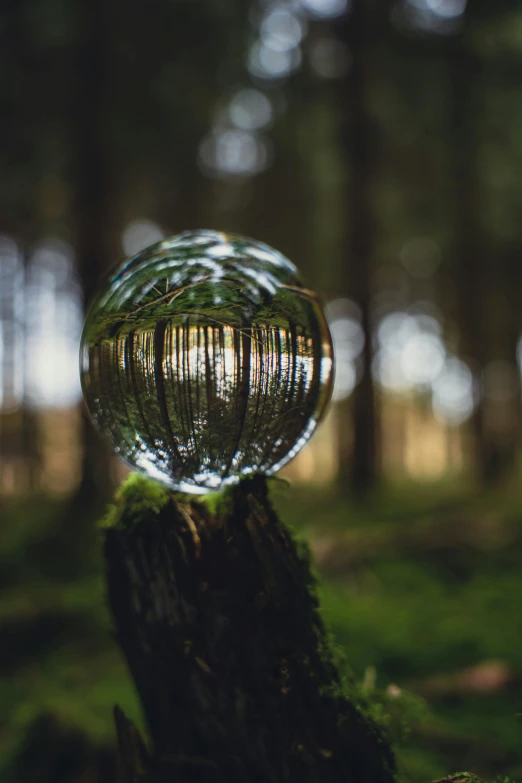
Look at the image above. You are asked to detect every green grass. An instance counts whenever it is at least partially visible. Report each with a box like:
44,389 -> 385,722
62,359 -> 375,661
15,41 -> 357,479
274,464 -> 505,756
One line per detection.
272,481 -> 522,782
1,479 -> 522,781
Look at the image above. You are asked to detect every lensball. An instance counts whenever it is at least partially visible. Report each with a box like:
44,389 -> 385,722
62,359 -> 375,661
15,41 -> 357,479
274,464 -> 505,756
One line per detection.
80,229 -> 334,493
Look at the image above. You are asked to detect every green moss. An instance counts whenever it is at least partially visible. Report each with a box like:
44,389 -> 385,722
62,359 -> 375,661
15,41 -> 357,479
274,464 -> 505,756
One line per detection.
198,485 -> 235,518
434,773 -> 485,783
98,473 -> 171,531
198,474 -> 290,518
267,475 -> 292,491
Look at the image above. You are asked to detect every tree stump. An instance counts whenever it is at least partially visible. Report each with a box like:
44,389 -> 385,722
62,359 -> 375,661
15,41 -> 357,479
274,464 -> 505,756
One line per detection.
104,474 -> 396,783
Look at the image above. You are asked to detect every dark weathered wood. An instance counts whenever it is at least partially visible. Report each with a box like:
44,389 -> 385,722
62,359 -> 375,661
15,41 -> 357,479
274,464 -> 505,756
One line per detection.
104,476 -> 396,783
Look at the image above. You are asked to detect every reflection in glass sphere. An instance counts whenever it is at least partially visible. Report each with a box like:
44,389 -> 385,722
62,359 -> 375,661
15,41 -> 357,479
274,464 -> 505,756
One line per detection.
80,230 -> 333,494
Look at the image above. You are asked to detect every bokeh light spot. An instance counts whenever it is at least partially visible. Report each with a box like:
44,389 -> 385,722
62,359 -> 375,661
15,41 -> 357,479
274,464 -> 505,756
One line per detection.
199,129 -> 270,178
297,0 -> 350,19
248,40 -> 302,80
229,88 -> 273,131
260,8 -> 305,52
122,220 -> 165,257
431,357 -> 475,426
326,299 -> 364,401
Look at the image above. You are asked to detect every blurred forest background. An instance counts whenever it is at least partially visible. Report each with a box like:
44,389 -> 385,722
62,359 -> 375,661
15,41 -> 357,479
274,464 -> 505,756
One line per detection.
2,0 -> 522,781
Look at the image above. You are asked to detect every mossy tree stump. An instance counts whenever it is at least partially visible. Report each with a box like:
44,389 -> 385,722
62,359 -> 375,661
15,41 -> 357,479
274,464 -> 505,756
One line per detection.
104,475 -> 396,783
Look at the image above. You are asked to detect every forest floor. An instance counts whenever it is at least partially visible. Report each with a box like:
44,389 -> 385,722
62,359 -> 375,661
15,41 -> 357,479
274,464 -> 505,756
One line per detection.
1,478 -> 522,782
274,479 -> 522,782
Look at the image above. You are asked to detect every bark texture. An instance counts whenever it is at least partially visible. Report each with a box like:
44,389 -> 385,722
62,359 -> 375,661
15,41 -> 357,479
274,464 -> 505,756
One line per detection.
104,475 -> 396,783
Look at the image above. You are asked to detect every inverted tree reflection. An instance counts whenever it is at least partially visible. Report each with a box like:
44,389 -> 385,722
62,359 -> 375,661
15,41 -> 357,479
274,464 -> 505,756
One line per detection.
87,316 -> 327,491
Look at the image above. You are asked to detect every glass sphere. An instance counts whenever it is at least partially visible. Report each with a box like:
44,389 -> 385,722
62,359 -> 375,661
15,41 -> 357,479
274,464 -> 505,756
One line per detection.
80,229 -> 333,494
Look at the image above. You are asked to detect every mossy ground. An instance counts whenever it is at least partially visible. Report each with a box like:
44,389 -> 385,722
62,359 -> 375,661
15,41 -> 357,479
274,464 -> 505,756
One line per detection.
1,476 -> 521,782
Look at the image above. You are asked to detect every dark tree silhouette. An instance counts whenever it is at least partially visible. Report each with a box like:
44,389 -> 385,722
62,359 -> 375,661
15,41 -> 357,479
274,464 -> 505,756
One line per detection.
447,34 -> 497,482
69,0 -> 116,505
338,0 -> 379,495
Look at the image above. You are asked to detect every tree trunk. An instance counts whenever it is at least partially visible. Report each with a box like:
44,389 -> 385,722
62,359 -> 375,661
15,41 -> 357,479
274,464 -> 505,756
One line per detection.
104,475 -> 396,783
69,0 -> 115,505
338,0 -> 379,496
447,38 -> 506,484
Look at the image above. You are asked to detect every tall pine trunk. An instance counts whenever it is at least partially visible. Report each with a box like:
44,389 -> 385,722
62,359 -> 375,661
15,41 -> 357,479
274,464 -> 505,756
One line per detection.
447,38 -> 506,483
338,0 -> 379,495
69,0 -> 115,506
